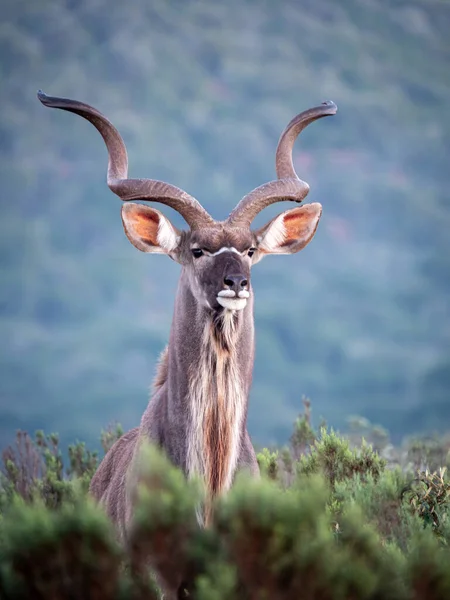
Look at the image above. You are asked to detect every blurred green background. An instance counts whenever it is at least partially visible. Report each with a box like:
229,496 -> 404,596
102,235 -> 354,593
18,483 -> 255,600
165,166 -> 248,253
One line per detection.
1,0 -> 449,450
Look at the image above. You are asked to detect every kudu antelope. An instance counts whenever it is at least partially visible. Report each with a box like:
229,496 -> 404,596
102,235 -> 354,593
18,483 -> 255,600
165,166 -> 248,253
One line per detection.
38,90 -> 336,533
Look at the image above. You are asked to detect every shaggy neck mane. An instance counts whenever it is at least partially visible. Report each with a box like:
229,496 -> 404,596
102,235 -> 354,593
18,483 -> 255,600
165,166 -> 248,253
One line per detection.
186,309 -> 245,521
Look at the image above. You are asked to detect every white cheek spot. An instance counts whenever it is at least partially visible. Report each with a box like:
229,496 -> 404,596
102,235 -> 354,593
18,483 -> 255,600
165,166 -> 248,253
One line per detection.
157,216 -> 179,252
258,214 -> 287,253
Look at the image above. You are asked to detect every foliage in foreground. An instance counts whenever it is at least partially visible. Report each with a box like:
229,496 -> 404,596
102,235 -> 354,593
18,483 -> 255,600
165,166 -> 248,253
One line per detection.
1,410 -> 450,598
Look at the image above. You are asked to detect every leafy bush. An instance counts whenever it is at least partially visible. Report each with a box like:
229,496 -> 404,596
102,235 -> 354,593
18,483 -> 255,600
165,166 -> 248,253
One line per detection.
0,499 -> 122,600
402,468 -> 450,541
1,419 -> 450,598
256,448 -> 279,481
297,427 -> 386,487
0,424 -> 123,511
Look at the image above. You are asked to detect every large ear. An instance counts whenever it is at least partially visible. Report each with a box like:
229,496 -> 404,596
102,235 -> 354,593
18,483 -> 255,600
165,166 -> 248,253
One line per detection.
254,203 -> 322,259
121,203 -> 181,255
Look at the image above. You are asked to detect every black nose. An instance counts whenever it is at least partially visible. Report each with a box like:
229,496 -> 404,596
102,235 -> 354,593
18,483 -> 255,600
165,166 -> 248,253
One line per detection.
224,274 -> 248,291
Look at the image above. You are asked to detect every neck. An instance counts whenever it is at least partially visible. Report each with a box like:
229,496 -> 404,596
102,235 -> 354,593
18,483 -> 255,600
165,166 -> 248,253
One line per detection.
166,269 -> 255,498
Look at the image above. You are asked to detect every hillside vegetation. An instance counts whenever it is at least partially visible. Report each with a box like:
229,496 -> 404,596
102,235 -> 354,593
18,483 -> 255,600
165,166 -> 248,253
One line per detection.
1,0 -> 449,449
1,414 -> 450,598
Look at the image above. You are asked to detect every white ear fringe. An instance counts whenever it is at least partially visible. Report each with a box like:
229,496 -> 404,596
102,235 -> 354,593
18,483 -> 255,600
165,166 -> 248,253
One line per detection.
157,215 -> 180,252
258,213 -> 287,252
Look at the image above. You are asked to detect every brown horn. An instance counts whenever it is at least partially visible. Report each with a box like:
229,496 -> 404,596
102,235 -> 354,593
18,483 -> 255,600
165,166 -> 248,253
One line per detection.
227,101 -> 337,227
37,91 -> 214,229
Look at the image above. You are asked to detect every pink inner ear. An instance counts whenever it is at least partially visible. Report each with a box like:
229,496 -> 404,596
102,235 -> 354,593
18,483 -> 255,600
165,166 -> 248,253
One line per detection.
280,204 -> 322,249
130,210 -> 159,245
283,210 -> 309,244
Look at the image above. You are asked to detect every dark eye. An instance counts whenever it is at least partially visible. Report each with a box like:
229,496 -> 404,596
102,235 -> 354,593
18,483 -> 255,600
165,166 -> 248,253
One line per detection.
192,248 -> 203,258
248,248 -> 256,258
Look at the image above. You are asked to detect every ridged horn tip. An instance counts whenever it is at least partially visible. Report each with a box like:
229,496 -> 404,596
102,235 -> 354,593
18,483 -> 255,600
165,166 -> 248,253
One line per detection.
37,89 -> 49,104
38,90 -> 63,109
320,100 -> 338,114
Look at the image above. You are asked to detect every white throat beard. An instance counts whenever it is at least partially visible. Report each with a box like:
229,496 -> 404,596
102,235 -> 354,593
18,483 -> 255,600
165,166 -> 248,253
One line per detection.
186,314 -> 245,526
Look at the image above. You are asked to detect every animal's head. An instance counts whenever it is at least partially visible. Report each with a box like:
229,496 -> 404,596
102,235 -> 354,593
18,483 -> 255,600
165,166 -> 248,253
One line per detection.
38,91 -> 336,312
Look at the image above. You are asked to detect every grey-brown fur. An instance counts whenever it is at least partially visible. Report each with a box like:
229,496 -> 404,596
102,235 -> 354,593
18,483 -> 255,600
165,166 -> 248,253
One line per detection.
38,90 -> 336,599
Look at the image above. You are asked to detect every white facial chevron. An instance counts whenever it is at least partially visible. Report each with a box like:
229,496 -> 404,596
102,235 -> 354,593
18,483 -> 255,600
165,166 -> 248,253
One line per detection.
208,247 -> 244,257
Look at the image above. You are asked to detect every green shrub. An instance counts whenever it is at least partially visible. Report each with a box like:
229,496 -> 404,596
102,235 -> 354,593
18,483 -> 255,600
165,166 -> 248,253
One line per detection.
297,427 -> 386,487
0,430 -> 84,510
290,397 -> 317,460
127,443 -> 202,596
333,469 -> 409,546
0,422 -> 450,598
256,448 -> 279,481
402,468 -> 450,542
407,528 -> 450,600
0,499 -> 121,599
